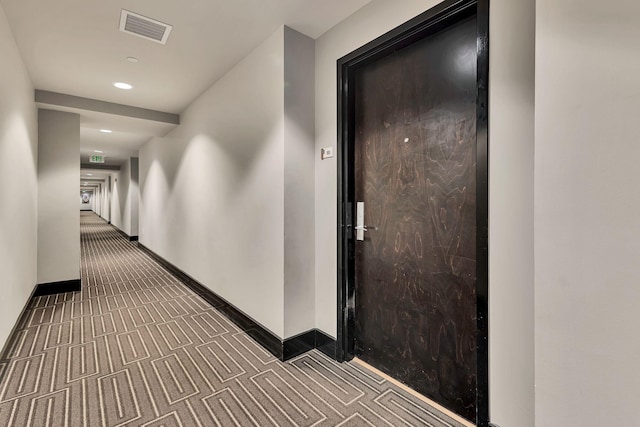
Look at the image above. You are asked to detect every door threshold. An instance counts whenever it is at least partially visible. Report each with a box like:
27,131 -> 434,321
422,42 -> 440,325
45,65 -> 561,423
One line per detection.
352,358 -> 476,427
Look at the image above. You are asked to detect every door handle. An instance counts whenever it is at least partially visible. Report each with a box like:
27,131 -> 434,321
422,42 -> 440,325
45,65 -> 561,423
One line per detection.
354,225 -> 378,232
356,202 -> 377,241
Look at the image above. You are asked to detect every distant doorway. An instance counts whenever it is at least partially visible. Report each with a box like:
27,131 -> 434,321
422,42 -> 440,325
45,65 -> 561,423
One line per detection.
80,190 -> 93,211
337,0 -> 489,425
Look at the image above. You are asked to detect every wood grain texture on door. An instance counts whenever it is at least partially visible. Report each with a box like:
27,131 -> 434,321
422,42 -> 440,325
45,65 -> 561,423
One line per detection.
353,16 -> 478,421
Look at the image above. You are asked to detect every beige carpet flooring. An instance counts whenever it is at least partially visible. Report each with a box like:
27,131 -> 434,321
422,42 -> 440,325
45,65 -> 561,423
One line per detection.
0,212 -> 466,426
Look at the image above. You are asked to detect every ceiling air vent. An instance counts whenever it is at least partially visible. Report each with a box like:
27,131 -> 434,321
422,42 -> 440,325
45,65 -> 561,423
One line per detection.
119,10 -> 173,45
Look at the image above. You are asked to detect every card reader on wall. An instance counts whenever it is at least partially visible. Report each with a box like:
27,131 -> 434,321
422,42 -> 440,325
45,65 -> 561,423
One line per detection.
321,147 -> 334,160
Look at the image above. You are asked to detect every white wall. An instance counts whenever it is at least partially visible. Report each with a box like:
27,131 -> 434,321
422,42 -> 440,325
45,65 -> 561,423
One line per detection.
140,27 -> 287,337
535,1 -> 640,425
109,168 -> 124,231
283,27 -> 316,338
0,3 -> 38,349
314,0 -> 535,426
93,184 -> 101,216
489,0 -> 535,426
101,177 -> 111,222
130,158 -> 139,237
37,109 -> 80,285
140,26 -> 317,339
110,158 -> 140,237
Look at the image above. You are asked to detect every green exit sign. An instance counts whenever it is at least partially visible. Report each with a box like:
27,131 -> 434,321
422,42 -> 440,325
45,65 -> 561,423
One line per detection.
89,155 -> 104,163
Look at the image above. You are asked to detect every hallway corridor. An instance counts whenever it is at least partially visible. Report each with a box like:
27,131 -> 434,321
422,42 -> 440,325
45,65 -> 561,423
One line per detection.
0,212 -> 465,426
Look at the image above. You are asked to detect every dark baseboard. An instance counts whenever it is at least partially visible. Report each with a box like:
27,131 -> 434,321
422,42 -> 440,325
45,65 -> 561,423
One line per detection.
2,279 -> 81,374
111,224 -> 137,242
34,279 -> 81,296
137,242 -> 337,362
283,329 -> 338,361
283,330 -> 316,360
113,226 -> 127,239
315,329 -> 338,360
137,242 -> 284,359
0,283 -> 40,384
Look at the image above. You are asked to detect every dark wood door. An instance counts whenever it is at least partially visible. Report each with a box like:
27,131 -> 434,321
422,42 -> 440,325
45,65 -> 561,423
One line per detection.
353,15 -> 478,421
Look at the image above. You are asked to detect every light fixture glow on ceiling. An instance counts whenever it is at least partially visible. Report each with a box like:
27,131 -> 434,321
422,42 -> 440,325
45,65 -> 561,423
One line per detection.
94,150 -> 103,153
87,174 -> 93,176
113,82 -> 133,90
99,129 -> 112,133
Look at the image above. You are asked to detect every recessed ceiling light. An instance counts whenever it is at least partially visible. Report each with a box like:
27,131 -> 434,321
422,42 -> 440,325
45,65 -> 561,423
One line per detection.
99,129 -> 112,133
126,56 -> 139,63
94,150 -> 103,153
113,82 -> 133,90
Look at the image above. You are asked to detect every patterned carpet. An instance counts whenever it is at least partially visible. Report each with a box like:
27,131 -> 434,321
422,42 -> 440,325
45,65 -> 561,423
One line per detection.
0,212 -> 467,426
